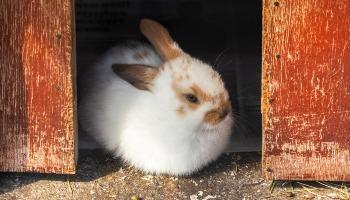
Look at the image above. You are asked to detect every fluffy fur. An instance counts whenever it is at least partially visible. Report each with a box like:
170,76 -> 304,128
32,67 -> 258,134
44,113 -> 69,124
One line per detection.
79,20 -> 233,176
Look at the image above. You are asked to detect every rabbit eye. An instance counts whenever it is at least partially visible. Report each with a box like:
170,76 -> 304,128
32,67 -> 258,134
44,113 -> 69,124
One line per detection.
184,94 -> 199,104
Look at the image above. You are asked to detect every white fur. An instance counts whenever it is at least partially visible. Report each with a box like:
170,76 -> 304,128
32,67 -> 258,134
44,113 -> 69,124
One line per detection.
79,41 -> 233,176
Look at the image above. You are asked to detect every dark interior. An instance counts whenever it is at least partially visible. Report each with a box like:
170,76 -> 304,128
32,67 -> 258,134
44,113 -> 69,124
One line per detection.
76,0 -> 262,152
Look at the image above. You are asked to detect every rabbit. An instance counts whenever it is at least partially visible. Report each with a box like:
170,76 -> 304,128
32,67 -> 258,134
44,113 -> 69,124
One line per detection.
78,19 -> 233,176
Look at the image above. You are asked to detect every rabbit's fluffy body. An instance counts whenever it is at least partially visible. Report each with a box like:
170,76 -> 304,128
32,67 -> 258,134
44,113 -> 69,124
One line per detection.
79,20 -> 233,176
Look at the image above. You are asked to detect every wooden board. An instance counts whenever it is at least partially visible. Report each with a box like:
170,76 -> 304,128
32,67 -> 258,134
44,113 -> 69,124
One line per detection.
0,0 -> 77,174
262,0 -> 350,181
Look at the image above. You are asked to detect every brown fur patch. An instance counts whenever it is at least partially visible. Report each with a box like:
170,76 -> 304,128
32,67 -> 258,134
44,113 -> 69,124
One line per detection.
191,84 -> 211,103
204,99 -> 231,125
172,80 -> 231,122
172,82 -> 200,111
140,19 -> 182,61
172,82 -> 200,114
112,64 -> 159,91
187,100 -> 200,110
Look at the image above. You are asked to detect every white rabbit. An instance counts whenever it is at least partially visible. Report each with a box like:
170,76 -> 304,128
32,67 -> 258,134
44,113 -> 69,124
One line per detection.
78,19 -> 233,176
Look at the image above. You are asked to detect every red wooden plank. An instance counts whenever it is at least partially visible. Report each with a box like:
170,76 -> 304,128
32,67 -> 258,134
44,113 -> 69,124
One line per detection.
262,0 -> 350,181
0,0 -> 77,174
0,0 -> 28,172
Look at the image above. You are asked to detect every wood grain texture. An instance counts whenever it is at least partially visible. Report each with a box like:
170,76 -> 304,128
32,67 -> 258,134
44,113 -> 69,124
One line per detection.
0,0 -> 77,174
262,0 -> 350,181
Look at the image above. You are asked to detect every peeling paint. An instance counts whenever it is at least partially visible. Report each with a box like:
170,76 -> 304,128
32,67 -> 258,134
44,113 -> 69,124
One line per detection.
262,0 -> 350,181
0,0 -> 76,174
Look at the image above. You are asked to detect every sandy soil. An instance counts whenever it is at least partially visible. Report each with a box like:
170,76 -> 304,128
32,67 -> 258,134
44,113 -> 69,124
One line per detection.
0,151 -> 349,200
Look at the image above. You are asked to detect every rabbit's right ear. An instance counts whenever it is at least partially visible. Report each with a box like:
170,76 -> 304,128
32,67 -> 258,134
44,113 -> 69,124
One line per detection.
140,19 -> 183,61
112,64 -> 159,91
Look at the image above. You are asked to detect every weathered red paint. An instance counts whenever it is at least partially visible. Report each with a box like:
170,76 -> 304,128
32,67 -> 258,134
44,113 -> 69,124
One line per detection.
262,0 -> 350,180
0,0 -> 77,174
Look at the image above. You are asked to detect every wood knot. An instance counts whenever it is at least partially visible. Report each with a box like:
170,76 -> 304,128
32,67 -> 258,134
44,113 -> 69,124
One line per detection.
54,85 -> 61,92
266,168 -> 274,173
56,33 -> 62,40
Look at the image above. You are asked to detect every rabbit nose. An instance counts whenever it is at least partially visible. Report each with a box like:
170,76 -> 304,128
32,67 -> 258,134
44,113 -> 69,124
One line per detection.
219,108 -> 229,120
204,106 -> 231,125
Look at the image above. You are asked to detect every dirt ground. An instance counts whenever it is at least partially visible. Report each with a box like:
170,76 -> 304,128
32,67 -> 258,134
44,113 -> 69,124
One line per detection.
0,150 -> 349,200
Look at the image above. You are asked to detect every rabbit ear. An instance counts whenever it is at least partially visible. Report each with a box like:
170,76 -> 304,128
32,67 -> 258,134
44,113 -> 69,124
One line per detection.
140,19 -> 182,61
112,64 -> 159,91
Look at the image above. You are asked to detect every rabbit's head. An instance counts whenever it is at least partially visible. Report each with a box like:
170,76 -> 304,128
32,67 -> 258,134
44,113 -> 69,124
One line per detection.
112,19 -> 233,133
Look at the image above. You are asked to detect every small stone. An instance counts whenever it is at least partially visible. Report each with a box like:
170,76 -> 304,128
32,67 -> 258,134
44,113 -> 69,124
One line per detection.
190,194 -> 198,200
130,195 -> 141,200
303,194 -> 313,199
141,175 -> 154,181
168,181 -> 177,189
286,192 -> 295,197
191,180 -> 198,186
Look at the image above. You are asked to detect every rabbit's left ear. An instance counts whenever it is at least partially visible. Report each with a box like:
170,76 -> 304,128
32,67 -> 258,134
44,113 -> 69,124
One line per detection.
112,64 -> 159,91
140,19 -> 183,61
